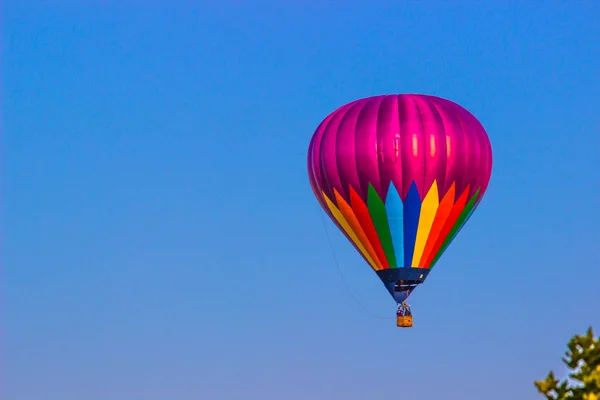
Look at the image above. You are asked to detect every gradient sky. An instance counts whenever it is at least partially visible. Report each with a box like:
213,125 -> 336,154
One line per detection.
3,2 -> 599,399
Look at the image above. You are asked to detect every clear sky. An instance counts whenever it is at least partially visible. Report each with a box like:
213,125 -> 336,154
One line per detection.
3,2 -> 599,399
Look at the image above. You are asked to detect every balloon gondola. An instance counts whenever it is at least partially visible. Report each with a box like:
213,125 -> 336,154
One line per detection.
307,94 -> 493,327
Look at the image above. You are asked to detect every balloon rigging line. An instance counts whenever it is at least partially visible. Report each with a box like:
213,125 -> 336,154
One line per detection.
318,208 -> 393,321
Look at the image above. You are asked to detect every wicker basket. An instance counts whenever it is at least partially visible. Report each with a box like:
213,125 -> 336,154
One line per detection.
397,315 -> 413,328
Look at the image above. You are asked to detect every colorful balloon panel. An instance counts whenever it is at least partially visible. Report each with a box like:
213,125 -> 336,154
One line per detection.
308,94 -> 492,278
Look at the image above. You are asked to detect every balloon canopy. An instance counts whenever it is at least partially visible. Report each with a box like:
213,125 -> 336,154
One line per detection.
307,94 -> 492,304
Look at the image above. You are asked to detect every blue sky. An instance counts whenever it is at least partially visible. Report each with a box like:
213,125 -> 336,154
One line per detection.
3,2 -> 599,399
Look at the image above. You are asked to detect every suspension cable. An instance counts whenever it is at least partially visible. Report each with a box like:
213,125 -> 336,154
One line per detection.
318,209 -> 394,321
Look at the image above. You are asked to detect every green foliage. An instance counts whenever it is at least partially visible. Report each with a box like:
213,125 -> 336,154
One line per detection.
535,327 -> 600,400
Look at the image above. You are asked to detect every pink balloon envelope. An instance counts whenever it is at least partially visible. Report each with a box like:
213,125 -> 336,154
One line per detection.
307,94 -> 493,305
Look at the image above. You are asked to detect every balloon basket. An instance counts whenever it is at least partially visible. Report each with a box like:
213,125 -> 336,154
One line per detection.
397,315 -> 413,328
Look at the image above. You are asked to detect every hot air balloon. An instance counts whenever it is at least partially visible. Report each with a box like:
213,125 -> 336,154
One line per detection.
307,94 -> 492,327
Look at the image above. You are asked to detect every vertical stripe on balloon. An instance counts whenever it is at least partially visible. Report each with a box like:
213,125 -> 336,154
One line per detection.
385,183 -> 404,269
349,186 -> 391,269
334,189 -> 385,270
321,191 -> 380,271
430,188 -> 481,268
411,181 -> 440,267
421,184 -> 471,269
403,182 -> 421,267
419,183 -> 457,268
366,184 -> 397,269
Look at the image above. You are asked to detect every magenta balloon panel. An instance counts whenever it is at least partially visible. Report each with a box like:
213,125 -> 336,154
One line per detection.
307,94 -> 493,302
